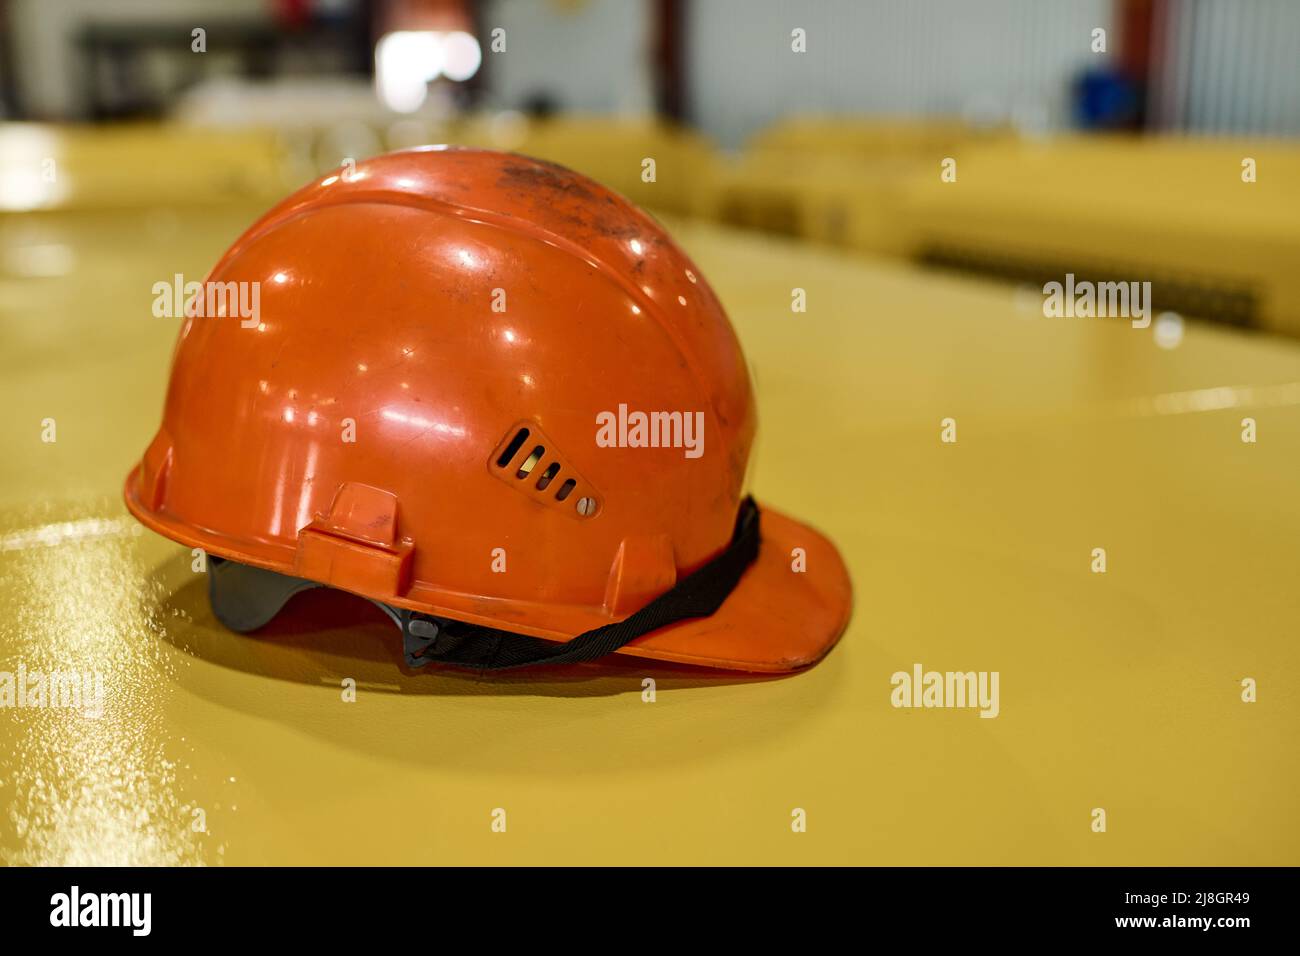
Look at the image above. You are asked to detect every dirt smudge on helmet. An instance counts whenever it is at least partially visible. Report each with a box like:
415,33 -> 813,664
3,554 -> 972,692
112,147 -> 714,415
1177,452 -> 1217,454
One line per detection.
497,158 -> 641,241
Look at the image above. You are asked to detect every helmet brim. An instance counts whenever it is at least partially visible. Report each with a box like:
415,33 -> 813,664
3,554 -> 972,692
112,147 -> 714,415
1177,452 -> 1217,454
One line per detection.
607,503 -> 852,672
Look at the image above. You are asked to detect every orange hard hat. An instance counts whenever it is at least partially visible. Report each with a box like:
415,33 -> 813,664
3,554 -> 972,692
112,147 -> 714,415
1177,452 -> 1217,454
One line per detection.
124,147 -> 851,672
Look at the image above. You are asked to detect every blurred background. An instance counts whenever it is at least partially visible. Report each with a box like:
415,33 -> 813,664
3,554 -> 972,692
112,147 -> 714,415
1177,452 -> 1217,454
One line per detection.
1,0 -> 1298,333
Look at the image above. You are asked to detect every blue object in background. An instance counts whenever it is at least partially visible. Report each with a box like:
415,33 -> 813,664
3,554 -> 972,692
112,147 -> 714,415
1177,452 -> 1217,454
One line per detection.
1074,68 -> 1142,130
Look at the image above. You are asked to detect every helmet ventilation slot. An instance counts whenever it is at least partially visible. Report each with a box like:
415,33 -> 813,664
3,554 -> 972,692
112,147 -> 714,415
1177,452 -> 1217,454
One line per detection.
496,427 -> 531,467
516,446 -> 545,478
535,462 -> 561,490
490,420 -> 601,518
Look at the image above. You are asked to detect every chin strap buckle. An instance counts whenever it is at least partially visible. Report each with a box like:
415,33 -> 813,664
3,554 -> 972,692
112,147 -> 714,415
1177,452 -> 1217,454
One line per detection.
398,609 -> 442,668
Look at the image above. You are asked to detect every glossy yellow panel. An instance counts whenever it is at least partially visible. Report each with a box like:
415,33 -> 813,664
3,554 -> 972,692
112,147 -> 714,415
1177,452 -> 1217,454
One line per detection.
711,124 -> 1300,337
897,135 -> 1300,335
701,117 -> 1008,254
1,133 -> 1297,866
0,124 -> 292,211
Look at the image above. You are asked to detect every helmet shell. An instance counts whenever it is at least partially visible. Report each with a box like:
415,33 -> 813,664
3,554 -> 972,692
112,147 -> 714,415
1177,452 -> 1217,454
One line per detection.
126,147 -> 756,639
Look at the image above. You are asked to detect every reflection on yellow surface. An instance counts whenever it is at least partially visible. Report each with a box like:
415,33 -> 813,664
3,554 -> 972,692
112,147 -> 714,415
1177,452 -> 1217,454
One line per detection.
0,508 -> 209,865
1122,381 -> 1300,417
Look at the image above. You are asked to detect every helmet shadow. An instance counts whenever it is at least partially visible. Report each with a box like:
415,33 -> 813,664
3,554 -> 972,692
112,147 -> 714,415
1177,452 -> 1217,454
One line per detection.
141,548 -> 847,774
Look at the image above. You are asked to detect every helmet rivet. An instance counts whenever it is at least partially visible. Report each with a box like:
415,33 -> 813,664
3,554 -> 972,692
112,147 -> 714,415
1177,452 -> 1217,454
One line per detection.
576,497 -> 597,517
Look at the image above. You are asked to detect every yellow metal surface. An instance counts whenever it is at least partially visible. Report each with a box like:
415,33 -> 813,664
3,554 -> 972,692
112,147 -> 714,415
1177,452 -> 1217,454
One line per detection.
700,152 -> 921,255
0,117 -> 714,218
746,115 -> 998,159
898,135 -> 1300,335
0,124 -> 292,212
2,129 -> 1299,866
700,118 -> 1005,255
705,125 -> 1300,337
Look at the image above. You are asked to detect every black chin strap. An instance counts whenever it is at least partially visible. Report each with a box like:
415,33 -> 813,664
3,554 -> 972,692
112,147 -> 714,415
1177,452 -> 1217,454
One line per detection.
395,497 -> 761,671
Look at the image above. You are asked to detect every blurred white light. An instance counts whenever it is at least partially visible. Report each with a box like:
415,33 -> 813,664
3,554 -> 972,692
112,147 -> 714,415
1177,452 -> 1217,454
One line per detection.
442,31 -> 482,82
1154,311 -> 1185,350
0,168 -> 63,211
375,31 -> 443,113
375,30 -> 480,113
0,127 -> 67,210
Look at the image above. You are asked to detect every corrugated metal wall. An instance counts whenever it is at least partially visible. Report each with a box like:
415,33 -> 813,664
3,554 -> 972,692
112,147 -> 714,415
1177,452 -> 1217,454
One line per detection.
686,0 -> 1113,146
479,0 -> 1300,144
1149,0 -> 1300,135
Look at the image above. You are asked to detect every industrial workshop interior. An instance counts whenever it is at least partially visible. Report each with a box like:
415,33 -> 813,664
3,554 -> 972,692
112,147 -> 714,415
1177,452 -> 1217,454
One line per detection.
0,0 -> 1296,920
